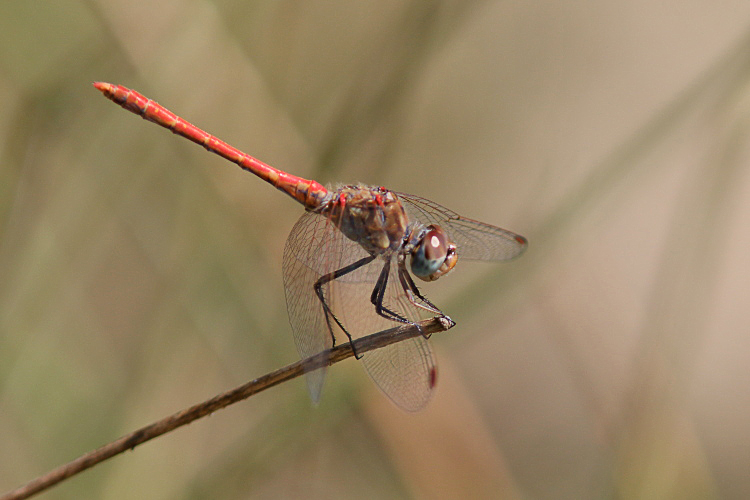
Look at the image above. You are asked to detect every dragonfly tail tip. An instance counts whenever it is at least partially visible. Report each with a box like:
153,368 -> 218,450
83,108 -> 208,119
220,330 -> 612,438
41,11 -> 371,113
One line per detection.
93,82 -> 114,95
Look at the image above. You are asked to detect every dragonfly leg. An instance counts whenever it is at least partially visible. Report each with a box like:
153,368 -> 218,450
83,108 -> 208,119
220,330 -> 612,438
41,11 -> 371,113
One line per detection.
396,256 -> 445,339
369,259 -> 416,326
314,255 -> 375,359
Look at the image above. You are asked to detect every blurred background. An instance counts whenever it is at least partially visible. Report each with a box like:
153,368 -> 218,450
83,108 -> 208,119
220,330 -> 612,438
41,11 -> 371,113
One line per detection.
2,1 -> 750,498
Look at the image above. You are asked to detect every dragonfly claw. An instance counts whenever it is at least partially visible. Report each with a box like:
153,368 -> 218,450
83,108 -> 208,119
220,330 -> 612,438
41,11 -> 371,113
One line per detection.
438,315 -> 455,330
415,321 -> 431,339
352,345 -> 363,360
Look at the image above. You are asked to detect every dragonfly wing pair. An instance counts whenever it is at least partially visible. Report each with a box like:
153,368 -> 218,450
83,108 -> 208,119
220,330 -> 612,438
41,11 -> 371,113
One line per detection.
283,208 -> 435,411
282,192 -> 527,411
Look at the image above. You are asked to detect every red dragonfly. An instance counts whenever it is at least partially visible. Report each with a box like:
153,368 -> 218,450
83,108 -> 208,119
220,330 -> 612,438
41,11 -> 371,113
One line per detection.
94,82 -> 527,411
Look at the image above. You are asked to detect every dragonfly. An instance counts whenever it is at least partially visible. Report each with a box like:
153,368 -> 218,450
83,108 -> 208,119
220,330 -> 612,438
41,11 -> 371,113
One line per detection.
94,82 -> 527,411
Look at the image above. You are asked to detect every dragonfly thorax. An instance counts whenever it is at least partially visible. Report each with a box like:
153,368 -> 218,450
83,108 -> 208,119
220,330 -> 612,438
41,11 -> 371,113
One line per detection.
325,186 -> 409,255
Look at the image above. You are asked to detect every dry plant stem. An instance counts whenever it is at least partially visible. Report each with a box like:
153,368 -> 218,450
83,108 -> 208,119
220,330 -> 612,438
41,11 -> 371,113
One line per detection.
1,316 -> 454,500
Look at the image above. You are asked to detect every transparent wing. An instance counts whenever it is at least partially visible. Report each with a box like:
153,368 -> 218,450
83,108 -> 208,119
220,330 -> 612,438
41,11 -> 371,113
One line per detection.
282,211 -> 346,402
397,192 -> 528,261
360,335 -> 436,412
333,255 -> 437,411
283,210 -> 437,411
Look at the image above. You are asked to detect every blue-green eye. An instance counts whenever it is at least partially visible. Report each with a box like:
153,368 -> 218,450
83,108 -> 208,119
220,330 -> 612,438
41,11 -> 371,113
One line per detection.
411,225 -> 457,281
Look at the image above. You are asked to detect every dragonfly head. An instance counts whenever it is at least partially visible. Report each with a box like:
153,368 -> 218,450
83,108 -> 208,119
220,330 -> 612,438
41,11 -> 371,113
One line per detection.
410,225 -> 458,282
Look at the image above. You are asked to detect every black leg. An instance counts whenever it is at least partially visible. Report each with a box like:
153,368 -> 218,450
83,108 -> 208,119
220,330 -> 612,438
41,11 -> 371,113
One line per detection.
398,264 -> 442,313
396,256 -> 445,338
369,259 -> 413,325
314,254 -> 375,359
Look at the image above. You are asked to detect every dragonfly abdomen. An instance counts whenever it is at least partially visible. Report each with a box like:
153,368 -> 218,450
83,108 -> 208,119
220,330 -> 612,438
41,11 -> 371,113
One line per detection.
94,82 -> 328,210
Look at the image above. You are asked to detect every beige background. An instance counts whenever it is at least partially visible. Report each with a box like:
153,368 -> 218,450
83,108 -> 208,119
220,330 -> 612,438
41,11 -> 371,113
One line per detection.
2,1 -> 750,498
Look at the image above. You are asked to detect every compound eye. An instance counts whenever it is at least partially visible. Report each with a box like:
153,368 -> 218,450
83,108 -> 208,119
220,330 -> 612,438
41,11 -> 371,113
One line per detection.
411,225 -> 457,281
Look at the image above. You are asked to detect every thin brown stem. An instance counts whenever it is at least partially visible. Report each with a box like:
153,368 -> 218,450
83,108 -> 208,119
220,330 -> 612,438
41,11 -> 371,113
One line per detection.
1,316 -> 454,500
